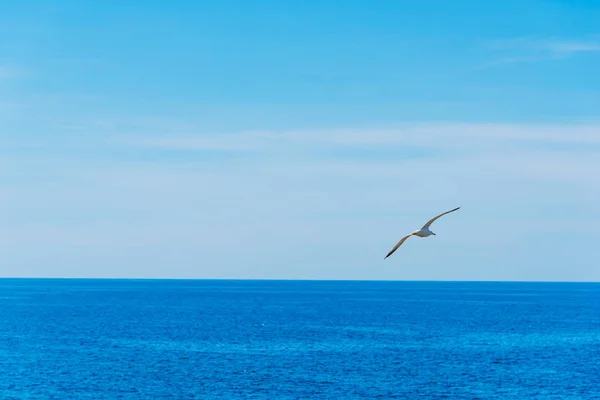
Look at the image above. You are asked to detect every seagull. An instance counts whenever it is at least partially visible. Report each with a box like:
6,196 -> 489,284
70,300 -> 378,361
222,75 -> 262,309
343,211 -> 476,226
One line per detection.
384,207 -> 460,259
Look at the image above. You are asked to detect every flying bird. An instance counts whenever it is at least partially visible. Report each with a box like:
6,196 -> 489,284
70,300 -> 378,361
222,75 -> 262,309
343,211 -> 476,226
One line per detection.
384,207 -> 460,259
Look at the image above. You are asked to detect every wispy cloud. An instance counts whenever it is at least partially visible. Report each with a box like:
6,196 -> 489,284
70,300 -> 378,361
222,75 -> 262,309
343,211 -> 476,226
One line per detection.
3,119 -> 600,279
476,35 -> 600,69
120,131 -> 272,152
496,36 -> 600,55
536,39 -> 600,54
118,122 -> 600,156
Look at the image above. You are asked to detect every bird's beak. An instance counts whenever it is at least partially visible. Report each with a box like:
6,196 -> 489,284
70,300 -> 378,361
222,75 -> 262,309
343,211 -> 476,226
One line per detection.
432,232 -> 436,235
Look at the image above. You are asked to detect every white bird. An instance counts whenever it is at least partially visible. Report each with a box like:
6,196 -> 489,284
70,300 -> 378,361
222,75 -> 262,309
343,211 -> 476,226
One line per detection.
384,207 -> 460,259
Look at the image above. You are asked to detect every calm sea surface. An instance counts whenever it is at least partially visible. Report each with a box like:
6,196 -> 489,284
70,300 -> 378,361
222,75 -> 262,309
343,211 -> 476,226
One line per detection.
0,279 -> 598,399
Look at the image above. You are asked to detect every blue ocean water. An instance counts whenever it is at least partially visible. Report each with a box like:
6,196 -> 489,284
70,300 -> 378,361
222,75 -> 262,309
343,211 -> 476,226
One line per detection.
0,279 -> 599,399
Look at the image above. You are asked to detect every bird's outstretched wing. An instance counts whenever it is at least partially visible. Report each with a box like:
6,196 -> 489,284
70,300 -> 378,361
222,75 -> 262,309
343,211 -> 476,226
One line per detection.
384,233 -> 413,259
421,207 -> 460,230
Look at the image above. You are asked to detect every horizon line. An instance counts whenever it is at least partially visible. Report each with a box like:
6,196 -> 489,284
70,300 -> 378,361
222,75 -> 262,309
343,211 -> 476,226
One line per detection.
1,277 -> 598,284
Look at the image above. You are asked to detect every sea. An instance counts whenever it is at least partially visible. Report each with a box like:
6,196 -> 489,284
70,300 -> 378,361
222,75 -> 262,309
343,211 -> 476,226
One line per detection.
0,279 -> 598,399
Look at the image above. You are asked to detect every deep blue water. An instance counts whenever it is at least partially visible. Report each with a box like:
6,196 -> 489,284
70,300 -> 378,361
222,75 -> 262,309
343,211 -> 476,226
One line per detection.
1,279 -> 599,399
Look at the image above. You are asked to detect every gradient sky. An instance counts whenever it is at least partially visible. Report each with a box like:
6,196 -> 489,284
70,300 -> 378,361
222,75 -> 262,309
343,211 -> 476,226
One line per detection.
1,0 -> 599,280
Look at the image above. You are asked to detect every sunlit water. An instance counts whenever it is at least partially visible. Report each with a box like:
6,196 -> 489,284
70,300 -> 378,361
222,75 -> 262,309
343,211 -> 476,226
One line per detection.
1,279 -> 598,399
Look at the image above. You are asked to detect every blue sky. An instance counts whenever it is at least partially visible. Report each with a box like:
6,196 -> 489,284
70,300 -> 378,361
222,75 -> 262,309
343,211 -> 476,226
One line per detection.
1,1 -> 599,280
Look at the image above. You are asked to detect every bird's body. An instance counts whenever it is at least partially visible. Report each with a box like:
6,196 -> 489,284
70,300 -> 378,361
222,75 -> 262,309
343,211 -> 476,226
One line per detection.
412,228 -> 434,238
384,207 -> 460,259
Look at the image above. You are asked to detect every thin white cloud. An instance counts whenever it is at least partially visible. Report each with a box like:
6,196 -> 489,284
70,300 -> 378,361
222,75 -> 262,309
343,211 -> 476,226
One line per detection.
120,135 -> 261,151
118,122 -> 600,154
3,138 -> 599,279
476,35 -> 600,69
3,121 -> 600,280
495,36 -> 600,56
539,39 -> 600,54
